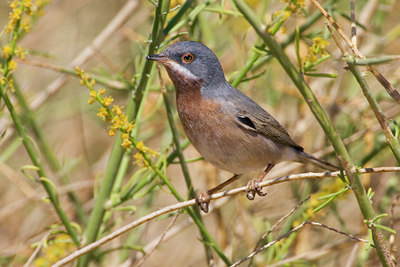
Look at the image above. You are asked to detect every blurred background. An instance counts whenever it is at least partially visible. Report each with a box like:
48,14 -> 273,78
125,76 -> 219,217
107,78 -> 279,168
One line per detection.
0,0 -> 400,266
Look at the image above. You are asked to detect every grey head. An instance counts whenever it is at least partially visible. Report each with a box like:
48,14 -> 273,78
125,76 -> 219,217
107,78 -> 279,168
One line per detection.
146,41 -> 226,87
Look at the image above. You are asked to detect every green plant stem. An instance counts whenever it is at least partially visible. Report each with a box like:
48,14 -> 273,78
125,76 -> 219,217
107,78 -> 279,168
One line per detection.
232,0 -> 393,265
117,140 -> 190,205
0,0 -> 80,247
12,79 -> 87,224
132,139 -> 231,265
0,82 -> 80,246
78,0 -> 196,265
162,92 -> 214,261
346,62 -> 400,163
343,55 -> 400,66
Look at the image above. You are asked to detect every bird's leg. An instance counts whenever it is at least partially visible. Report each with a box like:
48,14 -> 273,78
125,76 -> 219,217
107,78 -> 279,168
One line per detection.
196,174 -> 242,213
246,164 -> 275,200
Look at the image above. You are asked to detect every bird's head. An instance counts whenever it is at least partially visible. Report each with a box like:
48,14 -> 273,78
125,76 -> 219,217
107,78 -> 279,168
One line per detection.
146,41 -> 226,87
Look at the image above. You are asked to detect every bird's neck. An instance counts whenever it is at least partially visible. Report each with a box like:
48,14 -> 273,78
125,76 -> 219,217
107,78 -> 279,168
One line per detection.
166,68 -> 203,96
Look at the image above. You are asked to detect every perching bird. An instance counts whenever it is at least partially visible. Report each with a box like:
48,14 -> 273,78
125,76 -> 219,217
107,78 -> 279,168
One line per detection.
146,41 -> 338,212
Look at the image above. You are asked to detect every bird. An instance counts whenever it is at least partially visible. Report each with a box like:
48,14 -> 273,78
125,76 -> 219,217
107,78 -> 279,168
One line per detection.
146,41 -> 338,213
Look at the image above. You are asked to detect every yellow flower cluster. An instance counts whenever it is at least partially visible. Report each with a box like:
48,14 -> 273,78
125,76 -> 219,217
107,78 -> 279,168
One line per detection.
108,105 -> 134,138
5,0 -> 36,33
133,141 -> 160,168
2,45 -> 25,75
270,0 -> 305,34
76,66 -> 160,168
76,66 -> 141,154
293,178 -> 348,227
282,0 -> 306,14
304,37 -> 330,63
33,234 -> 75,267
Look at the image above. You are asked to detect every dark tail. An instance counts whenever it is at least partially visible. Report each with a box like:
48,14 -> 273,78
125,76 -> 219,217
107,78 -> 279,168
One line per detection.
297,151 -> 339,171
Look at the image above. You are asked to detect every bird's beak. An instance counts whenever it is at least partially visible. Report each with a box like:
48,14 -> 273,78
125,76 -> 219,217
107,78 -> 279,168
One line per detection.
145,54 -> 168,62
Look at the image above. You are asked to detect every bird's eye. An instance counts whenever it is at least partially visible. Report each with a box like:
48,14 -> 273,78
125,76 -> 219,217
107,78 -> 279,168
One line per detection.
181,53 -> 194,64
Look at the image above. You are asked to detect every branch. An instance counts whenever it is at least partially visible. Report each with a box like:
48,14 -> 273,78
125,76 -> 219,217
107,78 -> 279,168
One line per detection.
231,221 -> 368,267
52,166 -> 400,267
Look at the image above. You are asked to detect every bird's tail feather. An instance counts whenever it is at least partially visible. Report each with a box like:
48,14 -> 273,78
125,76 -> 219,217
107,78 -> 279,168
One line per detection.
297,151 -> 339,172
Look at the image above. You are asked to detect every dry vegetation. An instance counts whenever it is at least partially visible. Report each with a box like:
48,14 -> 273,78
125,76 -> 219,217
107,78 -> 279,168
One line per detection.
1,0 -> 400,266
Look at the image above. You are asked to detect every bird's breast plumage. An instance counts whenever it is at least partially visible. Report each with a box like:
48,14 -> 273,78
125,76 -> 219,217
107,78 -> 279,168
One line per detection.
176,88 -> 290,174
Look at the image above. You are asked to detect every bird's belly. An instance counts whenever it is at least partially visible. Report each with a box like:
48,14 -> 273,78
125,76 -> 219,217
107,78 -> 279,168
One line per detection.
178,104 -> 283,174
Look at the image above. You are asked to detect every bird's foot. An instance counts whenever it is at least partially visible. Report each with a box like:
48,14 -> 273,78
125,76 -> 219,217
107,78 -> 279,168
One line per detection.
245,179 -> 267,200
196,191 -> 210,213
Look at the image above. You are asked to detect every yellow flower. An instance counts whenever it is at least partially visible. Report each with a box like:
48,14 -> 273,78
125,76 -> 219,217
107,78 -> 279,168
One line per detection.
2,45 -> 12,59
108,128 -> 117,136
103,96 -> 113,106
133,152 -> 149,168
112,105 -> 123,115
136,141 -> 145,151
125,121 -> 135,133
21,21 -> 31,32
98,88 -> 106,95
33,233 -> 75,267
303,37 -> 330,63
16,46 -> 26,58
97,107 -> 108,120
121,137 -> 132,149
8,78 -> 15,92
8,59 -> 18,72
24,0 -> 33,16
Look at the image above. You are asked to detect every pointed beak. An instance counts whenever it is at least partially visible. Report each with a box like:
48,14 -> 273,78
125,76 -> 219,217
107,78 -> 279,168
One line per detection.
145,54 -> 168,62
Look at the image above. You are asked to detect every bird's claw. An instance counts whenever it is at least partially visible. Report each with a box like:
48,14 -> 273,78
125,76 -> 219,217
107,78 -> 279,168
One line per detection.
196,192 -> 210,213
246,179 -> 267,200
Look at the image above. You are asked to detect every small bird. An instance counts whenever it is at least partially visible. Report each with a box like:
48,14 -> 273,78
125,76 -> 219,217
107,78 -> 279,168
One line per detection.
146,41 -> 338,212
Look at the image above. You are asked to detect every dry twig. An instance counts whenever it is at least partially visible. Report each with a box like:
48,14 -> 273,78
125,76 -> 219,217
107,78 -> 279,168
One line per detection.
52,166 -> 400,267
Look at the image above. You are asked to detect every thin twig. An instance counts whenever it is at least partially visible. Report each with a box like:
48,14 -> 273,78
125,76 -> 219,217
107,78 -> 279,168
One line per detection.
231,221 -> 368,267
248,196 -> 310,267
23,231 -> 51,267
135,213 -> 179,267
270,239 -> 359,267
350,0 -> 357,47
52,166 -> 400,267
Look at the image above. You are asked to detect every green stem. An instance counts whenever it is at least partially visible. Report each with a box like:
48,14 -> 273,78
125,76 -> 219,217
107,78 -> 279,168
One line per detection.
12,79 -> 87,224
0,82 -> 80,246
133,139 -> 231,265
0,0 -> 80,246
343,55 -> 400,66
232,0 -> 393,265
78,0 -> 180,265
162,93 -> 214,261
117,140 -> 189,205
